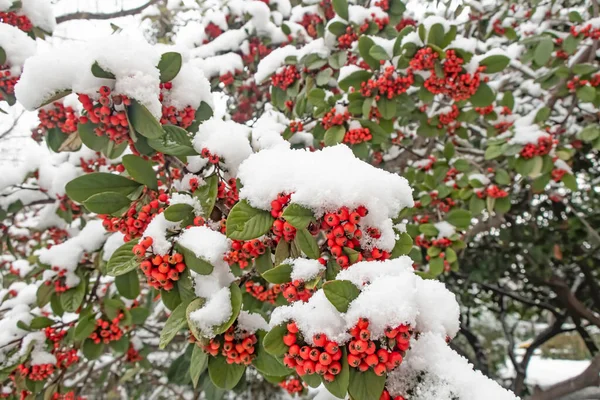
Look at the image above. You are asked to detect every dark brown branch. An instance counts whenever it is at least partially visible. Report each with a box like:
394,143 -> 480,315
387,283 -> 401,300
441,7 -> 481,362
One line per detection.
547,276 -> 600,329
55,0 -> 161,24
529,354 -> 600,400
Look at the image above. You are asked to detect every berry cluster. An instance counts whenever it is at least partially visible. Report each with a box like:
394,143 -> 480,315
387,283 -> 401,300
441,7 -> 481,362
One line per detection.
200,147 -> 221,165
17,363 -> 54,381
44,267 -> 69,293
415,235 -> 453,250
279,376 -> 305,395
395,18 -> 416,31
380,390 -> 406,400
299,14 -> 323,38
201,326 -> 257,365
224,239 -> 266,269
520,136 -> 554,159
344,127 -> 372,145
271,65 -> 301,90
220,71 -> 235,86
159,82 -> 196,129
55,349 -> 79,369
0,11 -> 32,31
570,24 -> 600,39
101,193 -> 168,242
337,27 -> 358,49
126,345 -> 143,363
37,102 -> 79,134
322,107 -> 350,130
204,22 -> 223,40
137,239 -> 186,291
347,319 -> 410,376
282,322 -> 343,382
281,279 -> 315,303
270,193 -> 297,242
437,105 -> 460,126
476,185 -> 509,199
289,120 -> 304,133
217,178 -> 239,208
89,314 -> 125,345
0,69 -> 17,101
360,66 -> 414,100
51,392 -> 85,400
551,168 -> 567,182
244,280 -> 281,304
78,87 -> 131,144
57,194 -> 82,218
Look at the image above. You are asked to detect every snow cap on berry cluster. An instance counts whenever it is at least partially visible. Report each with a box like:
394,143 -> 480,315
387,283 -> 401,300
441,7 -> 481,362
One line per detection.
0,23 -> 37,75
161,63 -> 213,110
387,333 -> 519,400
192,118 -> 252,177
237,311 -> 269,334
236,145 -> 414,251
286,258 -> 326,282
16,0 -> 56,32
142,213 -> 181,256
255,39 -> 330,83
188,287 -> 232,338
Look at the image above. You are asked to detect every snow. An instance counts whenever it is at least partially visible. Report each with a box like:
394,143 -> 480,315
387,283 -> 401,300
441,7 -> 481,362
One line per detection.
237,310 -> 269,334
11,259 -> 34,278
142,213 -> 181,256
170,193 -> 203,216
469,173 -> 491,186
414,279 -> 460,338
387,333 -> 519,400
335,257 -> 414,288
348,5 -> 387,24
255,45 -> 298,83
37,220 -> 107,287
177,226 -> 231,266
287,258 -> 325,281
19,0 -> 56,33
192,118 -> 252,177
509,125 -> 550,145
102,232 -> 125,261
162,63 -> 213,110
0,23 -> 37,75
434,221 -> 457,238
192,29 -> 248,58
339,65 -> 364,82
0,304 -> 34,363
188,286 -> 232,338
237,145 -> 414,251
554,159 -> 572,173
191,53 -> 244,79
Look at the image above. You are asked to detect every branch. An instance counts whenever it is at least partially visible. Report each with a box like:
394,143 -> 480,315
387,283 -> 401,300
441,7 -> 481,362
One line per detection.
0,111 -> 24,140
55,0 -> 161,24
529,354 -> 600,400
547,276 -> 600,329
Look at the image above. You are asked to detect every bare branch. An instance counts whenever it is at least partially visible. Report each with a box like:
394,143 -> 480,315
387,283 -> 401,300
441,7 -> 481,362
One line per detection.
529,354 -> 600,400
55,0 -> 161,24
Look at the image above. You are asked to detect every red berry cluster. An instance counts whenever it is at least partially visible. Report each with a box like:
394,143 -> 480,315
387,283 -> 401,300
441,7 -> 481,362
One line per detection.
37,102 -> 79,134
414,192 -> 456,213
281,279 -> 315,302
241,37 -> 272,65
570,24 -> 600,39
279,376 -> 305,395
159,82 -> 196,129
270,193 -> 297,242
224,239 -> 266,269
520,136 -> 554,159
57,194 -> 82,218
337,27 -> 358,49
343,127 -> 372,144
200,147 -> 221,165
360,66 -> 414,100
319,0 -> 336,20
137,240 -> 186,291
415,235 -> 452,250
205,22 -> 223,39
282,322 -> 343,382
346,319 -> 410,376
126,345 -> 143,363
45,267 -> 69,293
78,86 -> 131,144
374,0 -> 389,10
380,390 -> 406,400
201,326 -> 258,365
220,71 -> 235,86
244,280 -> 281,304
55,349 -> 79,369
299,13 -> 323,38
101,193 -> 169,242
551,168 -> 567,182
476,185 -> 509,199
51,392 -> 85,400
475,105 -> 494,115
322,107 -> 350,129
89,314 -> 125,345
217,178 -> 239,208
359,16 -> 389,33
17,363 -> 54,381
0,69 -> 17,101
289,120 -> 304,133
395,18 -> 416,31
271,65 -> 301,90
437,105 -> 460,126
0,11 -> 32,31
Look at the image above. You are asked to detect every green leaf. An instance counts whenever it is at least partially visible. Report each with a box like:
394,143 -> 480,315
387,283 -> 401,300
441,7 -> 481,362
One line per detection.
576,85 -> 596,102
208,356 -> 246,389
78,121 -> 109,151
115,269 -> 140,299
573,63 -> 597,75
178,245 -> 213,275
252,331 -> 292,376
128,99 -> 164,139
29,316 -> 55,330
187,101 -> 213,133
294,228 -> 320,259
82,339 -> 104,360
66,172 -> 141,203
226,200 -> 274,240
495,169 -> 511,185
148,125 -> 197,156
106,240 -> 140,276
213,283 -> 242,335
190,345 -> 208,388
158,52 -> 183,83
428,256 -> 444,275
446,209 -> 472,230
427,23 -> 445,47
328,22 -> 347,36
501,91 -> 515,110
390,232 -> 413,258
418,223 -> 439,236
369,45 -> 389,61
332,0 -> 348,20
484,145 -> 504,160
358,36 -> 379,70
324,126 -> 346,146
122,154 -> 158,190
46,128 -> 68,153
39,89 -> 73,108
110,335 -> 130,353
469,196 -> 485,215
0,47 -> 5,65
479,54 -> 510,73
159,301 -> 189,349
262,263 -> 292,284
60,282 -> 86,312
281,204 -> 315,229
495,196 -> 511,214
164,203 -> 194,222
91,61 -> 115,79
338,70 -> 372,92
323,280 -> 360,313
323,349 -> 349,398
562,173 -> 578,191
470,83 -> 495,107
130,307 -> 150,325
377,98 -> 396,119
348,368 -> 386,400
255,252 -> 273,275
194,174 -> 218,216
83,191 -> 132,214
534,37 -> 554,66
263,324 -> 288,356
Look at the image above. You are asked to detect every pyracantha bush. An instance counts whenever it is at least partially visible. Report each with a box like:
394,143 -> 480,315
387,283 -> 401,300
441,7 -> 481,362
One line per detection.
1,0 -> 599,398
